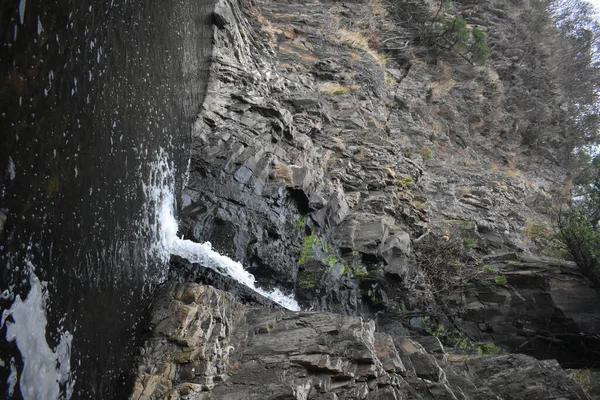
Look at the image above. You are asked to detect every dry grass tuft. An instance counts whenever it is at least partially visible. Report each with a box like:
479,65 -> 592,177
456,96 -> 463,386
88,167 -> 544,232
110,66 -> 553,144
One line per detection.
456,187 -> 472,198
430,62 -> 456,101
370,0 -> 388,18
336,28 -> 386,67
319,82 -> 359,96
271,162 -> 294,186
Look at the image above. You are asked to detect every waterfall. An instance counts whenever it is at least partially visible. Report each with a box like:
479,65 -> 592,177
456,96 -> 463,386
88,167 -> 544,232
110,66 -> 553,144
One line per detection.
145,149 -> 300,311
1,261 -> 74,400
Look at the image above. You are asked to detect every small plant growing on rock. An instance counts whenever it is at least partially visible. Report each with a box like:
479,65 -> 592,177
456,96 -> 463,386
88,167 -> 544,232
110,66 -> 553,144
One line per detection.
477,343 -> 502,355
398,176 -> 415,187
414,230 -> 480,294
319,82 -> 351,96
568,368 -> 592,390
494,275 -> 507,285
420,147 -> 433,160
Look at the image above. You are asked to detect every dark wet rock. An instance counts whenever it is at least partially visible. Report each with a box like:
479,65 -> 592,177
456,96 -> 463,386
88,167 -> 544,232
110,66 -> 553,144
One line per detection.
433,254 -> 600,368
0,210 -> 6,236
130,283 -> 592,400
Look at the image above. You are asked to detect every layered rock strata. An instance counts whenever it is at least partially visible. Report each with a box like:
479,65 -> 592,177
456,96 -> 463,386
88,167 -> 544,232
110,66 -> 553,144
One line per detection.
131,283 -> 592,400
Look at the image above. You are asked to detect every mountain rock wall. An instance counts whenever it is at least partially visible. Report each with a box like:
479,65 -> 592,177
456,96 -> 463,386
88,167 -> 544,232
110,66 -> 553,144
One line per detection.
149,0 -> 600,397
130,283 -> 592,399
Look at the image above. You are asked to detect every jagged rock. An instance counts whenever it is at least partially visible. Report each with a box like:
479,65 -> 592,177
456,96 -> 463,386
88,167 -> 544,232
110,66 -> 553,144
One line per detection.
436,254 -> 600,367
130,283 -> 592,400
168,0 -> 600,396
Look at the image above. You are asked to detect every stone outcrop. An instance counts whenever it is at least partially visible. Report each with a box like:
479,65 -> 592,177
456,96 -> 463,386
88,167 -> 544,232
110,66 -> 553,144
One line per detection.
179,0 -> 582,317
131,283 -> 592,400
425,254 -> 600,368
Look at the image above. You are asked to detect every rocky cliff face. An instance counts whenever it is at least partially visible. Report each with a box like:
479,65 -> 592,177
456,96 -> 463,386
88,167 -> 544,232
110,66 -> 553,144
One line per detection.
133,0 -> 600,398
130,283 -> 592,399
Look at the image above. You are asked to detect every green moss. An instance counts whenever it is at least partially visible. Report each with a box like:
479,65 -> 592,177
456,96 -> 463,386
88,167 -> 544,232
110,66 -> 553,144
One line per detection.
296,215 -> 306,228
398,176 -> 415,187
299,279 -> 316,289
420,147 -> 433,160
463,239 -> 476,248
477,343 -> 502,355
434,325 -> 446,337
569,369 -> 592,390
299,234 -> 318,265
327,254 -> 337,269
385,73 -> 398,87
483,265 -> 497,273
505,260 -> 521,266
494,275 -> 507,285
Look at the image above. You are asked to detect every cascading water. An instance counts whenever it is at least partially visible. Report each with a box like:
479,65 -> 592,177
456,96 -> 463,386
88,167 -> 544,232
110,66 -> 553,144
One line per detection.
1,0 -> 299,397
145,150 -> 300,311
0,262 -> 74,400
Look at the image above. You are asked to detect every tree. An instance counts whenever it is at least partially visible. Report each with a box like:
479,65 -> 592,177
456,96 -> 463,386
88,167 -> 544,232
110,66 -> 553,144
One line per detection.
556,157 -> 600,288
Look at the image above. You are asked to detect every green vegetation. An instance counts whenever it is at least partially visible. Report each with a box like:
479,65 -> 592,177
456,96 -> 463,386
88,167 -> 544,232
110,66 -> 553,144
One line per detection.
433,325 -> 505,356
483,265 -> 497,273
398,176 -> 415,187
556,207 -> 600,287
414,229 -> 480,293
299,234 -> 318,265
568,368 -> 592,390
505,260 -> 521,266
296,215 -> 306,228
340,263 -> 368,278
319,82 -> 353,96
385,73 -> 398,87
471,27 -> 490,65
494,275 -> 507,286
420,147 -> 433,160
462,239 -> 476,248
299,279 -> 316,289
477,343 -> 502,355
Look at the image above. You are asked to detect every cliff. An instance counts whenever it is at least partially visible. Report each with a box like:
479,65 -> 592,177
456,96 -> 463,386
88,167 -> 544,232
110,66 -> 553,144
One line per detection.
130,283 -> 593,399
132,0 -> 600,398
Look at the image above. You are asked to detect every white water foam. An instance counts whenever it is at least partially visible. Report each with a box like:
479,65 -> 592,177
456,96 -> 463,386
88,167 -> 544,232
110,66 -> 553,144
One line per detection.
146,149 -> 300,311
1,262 -> 74,399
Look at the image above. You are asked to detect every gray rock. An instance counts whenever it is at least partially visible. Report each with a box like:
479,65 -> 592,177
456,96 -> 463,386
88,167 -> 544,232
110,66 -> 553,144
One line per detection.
130,283 -> 592,400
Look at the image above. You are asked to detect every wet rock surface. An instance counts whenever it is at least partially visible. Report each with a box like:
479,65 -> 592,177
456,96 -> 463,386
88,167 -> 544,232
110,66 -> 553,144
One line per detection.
131,283 -> 592,400
436,254 -> 600,368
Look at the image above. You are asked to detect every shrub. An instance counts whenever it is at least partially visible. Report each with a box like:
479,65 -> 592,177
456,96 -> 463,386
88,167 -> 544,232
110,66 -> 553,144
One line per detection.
414,230 -> 480,294
555,208 -> 600,287
471,27 -> 490,65
420,147 -> 433,160
494,275 -> 507,285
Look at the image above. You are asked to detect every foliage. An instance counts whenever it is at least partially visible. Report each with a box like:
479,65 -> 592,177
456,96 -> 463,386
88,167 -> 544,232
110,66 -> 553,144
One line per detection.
296,215 -> 306,229
431,12 -> 490,65
548,0 -> 600,153
471,27 -> 490,65
420,147 -> 433,160
477,343 -> 502,355
298,234 -> 318,265
398,176 -> 415,187
414,230 -> 480,294
568,368 -> 592,390
555,207 -> 600,287
494,275 -> 507,286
